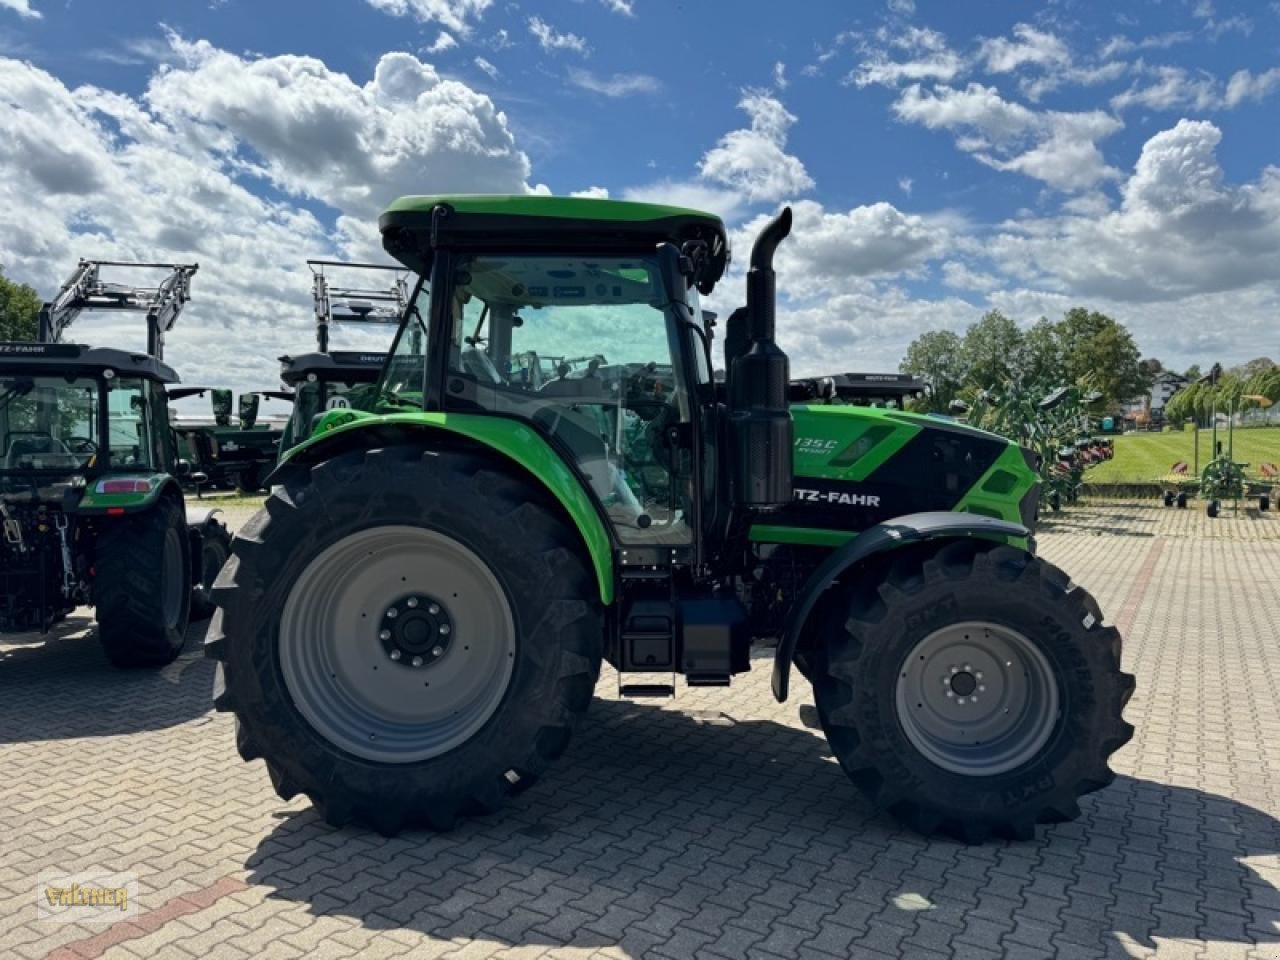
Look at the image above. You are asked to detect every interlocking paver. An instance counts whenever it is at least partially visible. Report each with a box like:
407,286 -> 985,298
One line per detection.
2,500 -> 1279,959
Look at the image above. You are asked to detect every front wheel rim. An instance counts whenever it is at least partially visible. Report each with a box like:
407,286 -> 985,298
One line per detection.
895,620 -> 1060,777
279,525 -> 516,764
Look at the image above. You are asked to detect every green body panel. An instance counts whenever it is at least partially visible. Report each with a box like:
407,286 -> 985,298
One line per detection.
788,404 -> 922,482
382,194 -> 718,225
76,473 -> 175,513
751,405 -> 1036,548
281,409 -> 616,603
954,442 -> 1040,524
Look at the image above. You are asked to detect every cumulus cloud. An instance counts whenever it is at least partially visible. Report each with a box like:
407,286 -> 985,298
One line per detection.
620,179 -> 744,223
988,120 -> 1280,303
1112,64 -> 1280,111
735,199 -> 951,289
528,16 -> 589,55
0,41 -> 534,396
698,92 -> 814,203
363,0 -> 491,34
978,23 -> 1070,73
424,31 -> 457,54
894,82 -> 1123,191
849,25 -> 964,87
567,67 -> 659,97
144,40 -> 529,219
0,0 -> 40,18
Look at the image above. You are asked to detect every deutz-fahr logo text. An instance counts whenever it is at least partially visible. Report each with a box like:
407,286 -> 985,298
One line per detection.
794,487 -> 881,507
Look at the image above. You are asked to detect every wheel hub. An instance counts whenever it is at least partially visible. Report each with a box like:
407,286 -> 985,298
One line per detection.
895,621 -> 1060,777
379,595 -> 452,668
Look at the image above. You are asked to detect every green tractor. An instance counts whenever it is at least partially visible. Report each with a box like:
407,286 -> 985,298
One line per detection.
173,389 -> 282,494
274,259 -> 411,456
1,259 -> 231,663
210,196 -> 1134,841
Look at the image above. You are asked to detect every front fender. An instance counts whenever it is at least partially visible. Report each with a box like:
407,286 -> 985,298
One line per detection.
75,474 -> 183,515
772,511 -> 1031,702
272,411 -> 616,604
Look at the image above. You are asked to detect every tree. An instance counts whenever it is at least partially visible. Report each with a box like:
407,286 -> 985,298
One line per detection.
900,329 -> 965,412
1021,317 -> 1063,390
0,267 -> 41,341
1183,364 -> 1201,382
960,310 -> 1024,391
1055,308 -> 1148,408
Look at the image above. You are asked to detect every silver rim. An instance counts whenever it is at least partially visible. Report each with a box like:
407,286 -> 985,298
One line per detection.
279,525 -> 516,764
161,527 -> 184,628
895,620 -> 1060,776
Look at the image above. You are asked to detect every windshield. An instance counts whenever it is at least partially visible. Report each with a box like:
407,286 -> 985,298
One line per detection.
0,375 -> 100,473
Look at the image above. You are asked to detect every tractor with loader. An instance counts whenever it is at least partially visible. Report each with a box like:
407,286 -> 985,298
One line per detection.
273,260 -> 411,456
0,259 -> 230,664
210,196 -> 1134,842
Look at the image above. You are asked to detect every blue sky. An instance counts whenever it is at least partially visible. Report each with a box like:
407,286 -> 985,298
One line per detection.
1,0 -> 1277,399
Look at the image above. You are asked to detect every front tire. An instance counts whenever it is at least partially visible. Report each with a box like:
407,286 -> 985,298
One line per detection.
191,520 -> 231,620
811,540 -> 1134,842
208,445 -> 603,835
96,496 -> 192,667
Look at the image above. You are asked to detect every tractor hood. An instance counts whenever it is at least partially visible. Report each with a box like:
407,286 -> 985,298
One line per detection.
748,404 -> 1040,547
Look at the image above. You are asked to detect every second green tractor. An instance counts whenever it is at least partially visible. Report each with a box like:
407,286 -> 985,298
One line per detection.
210,195 -> 1134,842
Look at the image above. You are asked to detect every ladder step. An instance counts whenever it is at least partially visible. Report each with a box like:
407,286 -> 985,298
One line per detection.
620,683 -> 676,698
687,674 -> 731,687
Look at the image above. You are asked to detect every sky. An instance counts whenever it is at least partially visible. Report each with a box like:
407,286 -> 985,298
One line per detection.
0,0 -> 1277,409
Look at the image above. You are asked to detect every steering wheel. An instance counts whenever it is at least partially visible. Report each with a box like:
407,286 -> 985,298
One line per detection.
68,436 -> 98,454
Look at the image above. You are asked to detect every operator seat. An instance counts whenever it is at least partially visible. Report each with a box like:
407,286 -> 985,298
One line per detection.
3,433 -> 73,468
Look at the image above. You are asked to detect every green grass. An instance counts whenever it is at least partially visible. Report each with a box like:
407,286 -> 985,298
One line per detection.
1086,426 -> 1280,482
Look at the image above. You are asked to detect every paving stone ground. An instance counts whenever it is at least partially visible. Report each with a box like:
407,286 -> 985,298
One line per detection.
1,500 -> 1278,960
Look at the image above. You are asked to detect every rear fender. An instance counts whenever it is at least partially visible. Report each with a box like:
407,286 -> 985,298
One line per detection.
271,413 -> 616,603
772,511 -> 1031,702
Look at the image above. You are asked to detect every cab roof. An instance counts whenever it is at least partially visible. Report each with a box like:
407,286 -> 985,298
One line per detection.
0,342 -> 178,382
278,351 -> 388,386
378,194 -> 728,279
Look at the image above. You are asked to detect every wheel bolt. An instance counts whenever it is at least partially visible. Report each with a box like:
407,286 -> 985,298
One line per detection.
428,603 -> 440,615
957,697 -> 966,704
950,666 -> 959,674
946,690 -> 954,698
380,629 -> 391,640
439,624 -> 451,635
431,645 -> 444,657
390,649 -> 402,661
976,672 -> 984,680
387,608 -> 398,619
411,656 -> 423,667
407,597 -> 419,608
978,684 -> 986,692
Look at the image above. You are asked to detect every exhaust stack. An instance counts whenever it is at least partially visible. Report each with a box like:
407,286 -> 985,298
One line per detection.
728,207 -> 793,510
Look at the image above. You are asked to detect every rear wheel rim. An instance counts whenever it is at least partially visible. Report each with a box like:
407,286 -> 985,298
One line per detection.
895,620 -> 1060,777
279,525 -> 516,764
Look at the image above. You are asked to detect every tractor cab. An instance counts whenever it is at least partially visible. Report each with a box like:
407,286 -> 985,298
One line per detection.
374,195 -> 734,551
275,260 -> 409,454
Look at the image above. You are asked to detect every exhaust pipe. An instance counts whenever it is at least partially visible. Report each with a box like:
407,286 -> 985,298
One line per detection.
729,207 -> 793,510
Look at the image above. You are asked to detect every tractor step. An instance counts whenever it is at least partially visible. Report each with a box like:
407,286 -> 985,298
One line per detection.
620,683 -> 676,698
686,674 -> 731,687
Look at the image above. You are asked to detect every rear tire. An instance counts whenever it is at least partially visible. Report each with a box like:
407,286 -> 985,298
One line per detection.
1176,492 -> 1187,509
191,521 -> 230,620
96,497 -> 192,667
1162,491 -> 1174,507
810,540 -> 1134,842
1260,495 -> 1270,512
208,445 -> 603,835
1207,500 -> 1219,518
